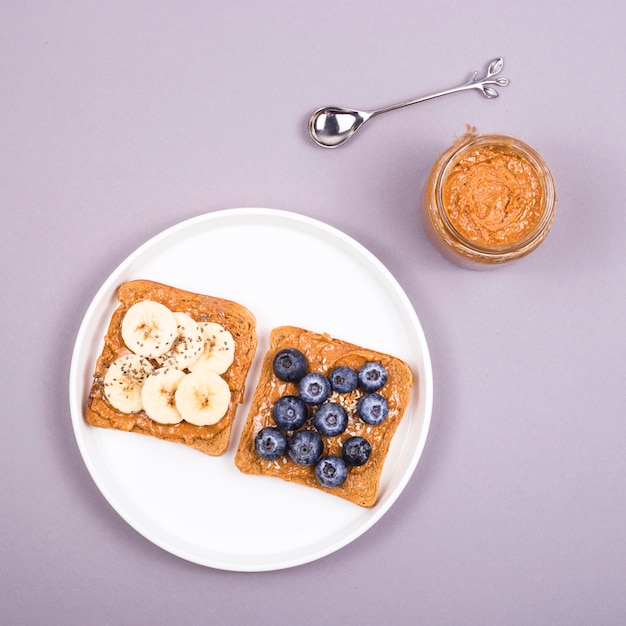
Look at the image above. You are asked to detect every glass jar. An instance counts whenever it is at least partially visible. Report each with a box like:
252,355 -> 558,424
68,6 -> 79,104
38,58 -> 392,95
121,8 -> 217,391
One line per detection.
422,132 -> 557,269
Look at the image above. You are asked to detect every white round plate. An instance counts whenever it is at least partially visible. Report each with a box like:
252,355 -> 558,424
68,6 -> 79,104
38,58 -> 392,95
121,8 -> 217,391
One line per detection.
69,208 -> 433,571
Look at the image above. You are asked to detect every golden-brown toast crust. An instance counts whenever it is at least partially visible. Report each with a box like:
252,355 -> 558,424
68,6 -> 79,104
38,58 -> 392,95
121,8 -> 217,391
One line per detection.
85,279 -> 257,456
234,326 -> 414,507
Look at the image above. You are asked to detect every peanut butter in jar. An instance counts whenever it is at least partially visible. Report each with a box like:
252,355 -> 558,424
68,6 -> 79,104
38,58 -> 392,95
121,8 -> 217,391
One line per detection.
422,131 -> 557,269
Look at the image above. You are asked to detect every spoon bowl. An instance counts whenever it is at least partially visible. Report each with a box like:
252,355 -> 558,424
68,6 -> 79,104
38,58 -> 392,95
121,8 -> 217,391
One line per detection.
308,107 -> 372,149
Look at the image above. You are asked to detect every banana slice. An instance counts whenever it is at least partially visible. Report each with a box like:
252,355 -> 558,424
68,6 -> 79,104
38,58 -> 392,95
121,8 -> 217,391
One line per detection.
141,368 -> 185,424
121,300 -> 178,358
189,321 -> 236,375
103,353 -> 155,413
175,369 -> 231,426
154,312 -> 205,370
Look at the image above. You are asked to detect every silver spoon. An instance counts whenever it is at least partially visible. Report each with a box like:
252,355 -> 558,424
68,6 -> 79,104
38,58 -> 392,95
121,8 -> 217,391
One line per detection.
308,57 -> 509,148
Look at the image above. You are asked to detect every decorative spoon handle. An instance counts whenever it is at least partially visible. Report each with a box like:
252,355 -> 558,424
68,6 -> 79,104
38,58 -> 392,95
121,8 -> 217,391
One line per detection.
370,57 -> 509,118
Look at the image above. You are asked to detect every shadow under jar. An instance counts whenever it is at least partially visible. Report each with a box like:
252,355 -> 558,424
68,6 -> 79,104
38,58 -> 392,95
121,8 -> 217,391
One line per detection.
423,133 -> 557,269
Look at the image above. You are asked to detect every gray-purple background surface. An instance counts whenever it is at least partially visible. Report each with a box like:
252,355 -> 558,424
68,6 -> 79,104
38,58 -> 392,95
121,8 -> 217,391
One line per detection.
2,1 -> 625,624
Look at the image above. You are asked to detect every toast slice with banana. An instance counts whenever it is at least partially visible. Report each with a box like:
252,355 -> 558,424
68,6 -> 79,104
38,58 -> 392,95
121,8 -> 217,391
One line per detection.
234,326 -> 414,507
85,279 -> 257,456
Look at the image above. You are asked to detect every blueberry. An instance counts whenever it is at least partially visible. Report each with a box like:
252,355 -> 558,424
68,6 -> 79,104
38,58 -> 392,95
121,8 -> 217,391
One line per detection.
254,427 -> 287,461
298,372 -> 331,404
357,362 -> 388,392
313,402 -> 348,437
357,393 -> 389,425
273,348 -> 307,382
315,456 -> 348,488
287,430 -> 324,466
341,436 -> 372,466
329,365 -> 358,394
272,395 -> 308,431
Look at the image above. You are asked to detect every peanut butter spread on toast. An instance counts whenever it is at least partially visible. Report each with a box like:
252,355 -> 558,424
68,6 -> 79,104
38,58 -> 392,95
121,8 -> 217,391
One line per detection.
235,326 -> 414,507
86,280 -> 257,456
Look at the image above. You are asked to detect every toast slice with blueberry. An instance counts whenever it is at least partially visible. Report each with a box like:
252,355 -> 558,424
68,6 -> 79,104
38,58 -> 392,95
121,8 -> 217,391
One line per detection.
234,326 -> 414,507
85,279 -> 257,456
